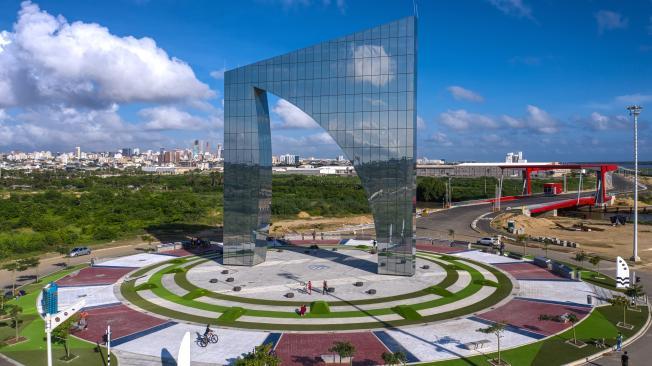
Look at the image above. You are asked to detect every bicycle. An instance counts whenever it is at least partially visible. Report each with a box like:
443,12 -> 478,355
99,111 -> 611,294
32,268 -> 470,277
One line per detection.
196,331 -> 219,347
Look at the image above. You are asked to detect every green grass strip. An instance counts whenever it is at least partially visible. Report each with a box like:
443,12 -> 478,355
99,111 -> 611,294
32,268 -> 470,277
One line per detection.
310,301 -> 330,314
392,305 -> 422,320
182,288 -> 210,300
133,282 -> 157,291
217,307 -> 245,322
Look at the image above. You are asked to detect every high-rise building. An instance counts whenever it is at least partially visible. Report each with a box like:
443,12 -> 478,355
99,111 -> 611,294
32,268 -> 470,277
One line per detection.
223,17 -> 417,275
192,140 -> 200,158
217,143 -> 223,160
121,148 -> 133,157
75,146 -> 81,159
279,154 -> 300,165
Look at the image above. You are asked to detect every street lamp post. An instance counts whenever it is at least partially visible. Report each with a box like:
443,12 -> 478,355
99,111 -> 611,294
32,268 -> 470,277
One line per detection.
626,105 -> 643,262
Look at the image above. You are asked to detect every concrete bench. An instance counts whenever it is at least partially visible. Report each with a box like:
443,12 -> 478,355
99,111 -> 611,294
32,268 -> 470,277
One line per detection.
533,256 -> 551,269
551,261 -> 575,279
462,339 -> 491,350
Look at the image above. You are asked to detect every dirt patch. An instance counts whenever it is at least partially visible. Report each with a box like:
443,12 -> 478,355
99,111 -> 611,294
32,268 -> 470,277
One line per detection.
270,214 -> 373,235
493,213 -> 652,262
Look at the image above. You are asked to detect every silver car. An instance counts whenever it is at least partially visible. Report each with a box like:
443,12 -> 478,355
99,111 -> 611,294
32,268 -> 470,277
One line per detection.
69,247 -> 91,257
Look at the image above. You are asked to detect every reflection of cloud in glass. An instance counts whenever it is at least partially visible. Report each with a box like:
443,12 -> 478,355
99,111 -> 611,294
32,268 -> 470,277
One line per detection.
353,45 -> 395,87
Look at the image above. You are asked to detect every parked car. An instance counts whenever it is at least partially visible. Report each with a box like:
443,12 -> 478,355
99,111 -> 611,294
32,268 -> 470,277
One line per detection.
69,247 -> 91,257
476,237 -> 499,247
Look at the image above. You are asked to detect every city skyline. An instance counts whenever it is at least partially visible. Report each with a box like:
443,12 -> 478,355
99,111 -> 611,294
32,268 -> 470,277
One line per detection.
0,1 -> 650,162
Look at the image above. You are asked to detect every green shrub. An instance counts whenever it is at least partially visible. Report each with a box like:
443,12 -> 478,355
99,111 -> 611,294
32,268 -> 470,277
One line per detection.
310,300 -> 331,314
134,282 -> 157,291
218,307 -> 245,322
182,288 -> 209,300
427,286 -> 453,297
392,305 -> 422,320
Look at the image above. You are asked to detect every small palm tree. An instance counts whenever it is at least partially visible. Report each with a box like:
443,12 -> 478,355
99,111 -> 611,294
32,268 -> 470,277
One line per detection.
9,305 -> 23,342
141,234 -> 155,252
567,313 -> 579,345
517,234 -> 527,256
588,255 -> 601,275
542,240 -> 550,259
19,257 -> 40,283
382,351 -> 407,366
329,341 -> 356,366
625,284 -> 645,305
609,295 -> 631,327
56,244 -> 72,267
2,261 -> 20,296
448,229 -> 455,242
477,321 -> 507,365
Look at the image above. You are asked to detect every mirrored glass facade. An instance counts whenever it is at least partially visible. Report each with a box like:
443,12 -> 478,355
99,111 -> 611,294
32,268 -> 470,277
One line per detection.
223,16 -> 417,275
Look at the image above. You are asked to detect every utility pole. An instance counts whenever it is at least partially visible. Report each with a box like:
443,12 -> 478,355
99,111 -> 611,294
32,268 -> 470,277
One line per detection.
627,105 -> 643,262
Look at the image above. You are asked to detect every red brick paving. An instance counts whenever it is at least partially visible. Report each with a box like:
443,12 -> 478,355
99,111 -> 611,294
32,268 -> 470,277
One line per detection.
478,298 -> 591,336
274,332 -> 389,366
493,262 -> 565,280
56,267 -> 133,286
71,304 -> 168,343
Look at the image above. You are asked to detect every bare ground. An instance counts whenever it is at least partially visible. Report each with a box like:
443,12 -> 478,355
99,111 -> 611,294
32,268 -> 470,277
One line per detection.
493,213 -> 652,263
270,212 -> 373,235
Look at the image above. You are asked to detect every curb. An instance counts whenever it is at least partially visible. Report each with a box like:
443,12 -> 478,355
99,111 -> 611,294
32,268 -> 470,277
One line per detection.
0,353 -> 25,366
563,302 -> 652,366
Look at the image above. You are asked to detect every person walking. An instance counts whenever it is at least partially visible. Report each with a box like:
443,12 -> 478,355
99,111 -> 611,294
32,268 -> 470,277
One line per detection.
616,332 -> 623,352
299,304 -> 307,317
307,280 -> 312,295
621,351 -> 629,366
322,280 -> 328,295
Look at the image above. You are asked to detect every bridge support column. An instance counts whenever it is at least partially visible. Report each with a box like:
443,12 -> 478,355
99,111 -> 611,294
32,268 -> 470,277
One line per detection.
596,166 -> 608,205
524,168 -> 533,196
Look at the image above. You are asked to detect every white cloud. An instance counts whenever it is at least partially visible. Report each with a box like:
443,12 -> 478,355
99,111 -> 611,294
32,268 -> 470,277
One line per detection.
487,0 -> 533,19
417,115 -> 426,130
140,106 -> 223,131
524,105 -> 558,134
447,86 -> 484,102
0,109 -> 8,121
428,132 -> 453,147
439,109 -> 498,130
481,133 -> 508,146
501,114 -> 525,128
595,10 -> 628,34
353,45 -> 395,87
587,112 -> 628,131
501,105 -> 558,134
615,93 -> 652,105
0,105 -> 166,151
0,1 -> 214,109
272,99 -> 319,129
210,67 -> 226,80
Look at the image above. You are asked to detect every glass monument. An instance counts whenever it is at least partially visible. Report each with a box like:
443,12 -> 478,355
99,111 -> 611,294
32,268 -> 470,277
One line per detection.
223,16 -> 417,275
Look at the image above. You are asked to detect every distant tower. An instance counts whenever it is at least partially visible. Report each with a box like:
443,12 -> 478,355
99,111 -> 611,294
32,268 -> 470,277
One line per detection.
205,141 -> 210,154
75,146 -> 81,159
193,140 -> 200,158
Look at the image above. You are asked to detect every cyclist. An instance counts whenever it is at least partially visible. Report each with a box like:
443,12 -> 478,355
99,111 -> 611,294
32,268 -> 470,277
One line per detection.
204,324 -> 212,337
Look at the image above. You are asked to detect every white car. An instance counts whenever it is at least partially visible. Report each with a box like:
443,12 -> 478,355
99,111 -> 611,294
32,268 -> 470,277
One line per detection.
69,247 -> 91,257
476,237 -> 499,246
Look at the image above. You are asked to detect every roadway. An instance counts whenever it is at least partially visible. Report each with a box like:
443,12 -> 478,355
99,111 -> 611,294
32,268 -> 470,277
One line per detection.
417,173 -> 651,366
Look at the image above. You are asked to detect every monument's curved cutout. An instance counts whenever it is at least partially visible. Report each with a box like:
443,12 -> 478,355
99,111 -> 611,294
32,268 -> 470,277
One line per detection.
223,16 -> 417,275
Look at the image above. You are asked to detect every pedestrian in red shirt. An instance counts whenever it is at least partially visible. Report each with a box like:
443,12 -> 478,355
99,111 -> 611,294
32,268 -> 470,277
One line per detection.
299,304 -> 307,317
307,281 -> 312,295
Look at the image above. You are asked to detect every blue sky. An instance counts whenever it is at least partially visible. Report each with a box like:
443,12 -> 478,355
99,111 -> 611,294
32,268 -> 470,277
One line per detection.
0,0 -> 650,162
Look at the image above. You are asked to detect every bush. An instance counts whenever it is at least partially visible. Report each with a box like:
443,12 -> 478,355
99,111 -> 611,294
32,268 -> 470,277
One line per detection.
310,300 -> 331,314
218,307 -> 245,322
392,305 -> 422,320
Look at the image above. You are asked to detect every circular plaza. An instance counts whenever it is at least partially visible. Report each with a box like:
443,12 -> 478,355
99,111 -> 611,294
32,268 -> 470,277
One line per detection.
119,246 -> 514,331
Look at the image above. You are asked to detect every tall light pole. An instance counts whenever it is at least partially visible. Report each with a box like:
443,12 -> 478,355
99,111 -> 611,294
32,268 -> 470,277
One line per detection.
627,105 -> 643,262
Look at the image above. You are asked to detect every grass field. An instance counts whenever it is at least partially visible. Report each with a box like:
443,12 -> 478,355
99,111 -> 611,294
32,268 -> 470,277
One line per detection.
0,265 -> 117,366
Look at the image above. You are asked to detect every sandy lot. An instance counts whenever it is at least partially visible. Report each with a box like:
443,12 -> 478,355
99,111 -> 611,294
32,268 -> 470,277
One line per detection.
270,213 -> 373,235
493,213 -> 652,263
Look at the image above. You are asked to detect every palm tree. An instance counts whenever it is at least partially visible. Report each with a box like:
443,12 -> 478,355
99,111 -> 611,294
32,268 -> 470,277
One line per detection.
382,351 -> 407,366
588,255 -> 601,275
477,321 -> 507,365
2,261 -> 20,296
574,251 -> 587,279
448,229 -> 455,243
542,240 -> 550,259
517,234 -> 527,256
140,234 -> 155,252
625,284 -> 645,305
329,341 -> 356,366
567,313 -> 579,345
56,244 -> 72,267
9,305 -> 23,342
609,295 -> 631,327
19,257 -> 40,283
